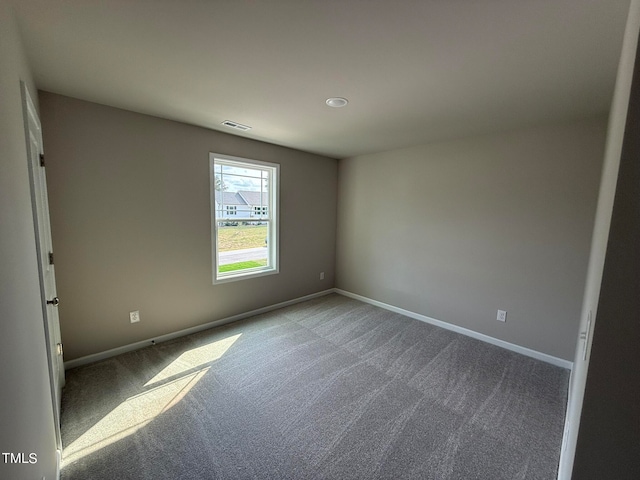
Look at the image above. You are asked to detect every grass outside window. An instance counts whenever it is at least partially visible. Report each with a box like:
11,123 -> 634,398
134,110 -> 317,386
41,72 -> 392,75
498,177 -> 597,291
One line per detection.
217,225 -> 267,251
218,260 -> 268,273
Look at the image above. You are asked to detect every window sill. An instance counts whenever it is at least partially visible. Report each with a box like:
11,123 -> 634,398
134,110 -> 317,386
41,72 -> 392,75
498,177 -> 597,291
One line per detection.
213,267 -> 279,285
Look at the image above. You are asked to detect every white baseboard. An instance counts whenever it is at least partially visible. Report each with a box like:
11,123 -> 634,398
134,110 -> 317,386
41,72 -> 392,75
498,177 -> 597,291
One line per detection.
334,288 -> 573,370
65,287 -> 572,371
64,289 -> 335,370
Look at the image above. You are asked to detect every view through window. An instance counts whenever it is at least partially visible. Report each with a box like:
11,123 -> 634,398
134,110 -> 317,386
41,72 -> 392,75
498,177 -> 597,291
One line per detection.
210,154 -> 279,283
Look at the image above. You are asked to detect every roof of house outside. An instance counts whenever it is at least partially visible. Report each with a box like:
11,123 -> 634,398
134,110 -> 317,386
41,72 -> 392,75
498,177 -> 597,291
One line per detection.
215,190 -> 268,207
238,191 -> 268,206
214,191 -> 246,206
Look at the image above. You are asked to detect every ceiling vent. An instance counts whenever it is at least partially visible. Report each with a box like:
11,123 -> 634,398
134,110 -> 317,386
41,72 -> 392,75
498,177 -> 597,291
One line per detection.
221,120 -> 251,131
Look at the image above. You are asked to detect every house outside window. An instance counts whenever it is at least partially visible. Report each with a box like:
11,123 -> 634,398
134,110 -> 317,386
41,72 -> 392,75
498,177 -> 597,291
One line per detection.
210,153 -> 279,283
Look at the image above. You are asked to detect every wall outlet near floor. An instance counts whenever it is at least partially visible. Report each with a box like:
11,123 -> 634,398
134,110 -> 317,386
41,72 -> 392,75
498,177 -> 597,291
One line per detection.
497,309 -> 507,322
130,310 -> 140,323
320,272 -> 325,280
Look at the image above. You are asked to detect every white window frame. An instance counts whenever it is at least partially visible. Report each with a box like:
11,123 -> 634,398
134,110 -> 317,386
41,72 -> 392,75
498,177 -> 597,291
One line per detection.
210,153 -> 279,284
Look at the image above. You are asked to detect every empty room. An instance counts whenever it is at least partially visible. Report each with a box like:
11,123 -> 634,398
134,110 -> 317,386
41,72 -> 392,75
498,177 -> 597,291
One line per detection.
2,1 -> 640,479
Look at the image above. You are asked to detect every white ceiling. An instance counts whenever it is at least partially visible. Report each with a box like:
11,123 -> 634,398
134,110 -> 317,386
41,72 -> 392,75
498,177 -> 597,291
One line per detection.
11,0 -> 631,159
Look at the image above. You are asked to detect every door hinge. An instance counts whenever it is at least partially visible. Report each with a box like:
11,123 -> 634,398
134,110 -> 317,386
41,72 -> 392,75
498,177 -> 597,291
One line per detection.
581,310 -> 593,361
48,252 -> 54,265
39,153 -> 45,167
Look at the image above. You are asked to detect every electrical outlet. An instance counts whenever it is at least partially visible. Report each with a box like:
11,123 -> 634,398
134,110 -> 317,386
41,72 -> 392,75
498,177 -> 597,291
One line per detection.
130,310 -> 140,323
497,310 -> 507,322
320,272 -> 325,280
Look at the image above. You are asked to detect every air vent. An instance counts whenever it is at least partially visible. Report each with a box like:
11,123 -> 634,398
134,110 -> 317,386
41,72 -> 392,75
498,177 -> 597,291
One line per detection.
221,120 -> 251,131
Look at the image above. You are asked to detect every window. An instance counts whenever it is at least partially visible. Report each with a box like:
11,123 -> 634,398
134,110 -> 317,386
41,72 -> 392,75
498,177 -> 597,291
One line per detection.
210,153 -> 279,284
253,206 -> 268,216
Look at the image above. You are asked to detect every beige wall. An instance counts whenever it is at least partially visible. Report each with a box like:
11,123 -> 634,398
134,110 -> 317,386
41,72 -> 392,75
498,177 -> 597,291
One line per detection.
40,92 -> 337,361
336,118 -> 606,361
0,1 -> 59,479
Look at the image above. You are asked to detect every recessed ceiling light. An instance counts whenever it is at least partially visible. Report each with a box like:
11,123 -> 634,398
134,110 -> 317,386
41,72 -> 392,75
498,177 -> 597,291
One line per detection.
325,97 -> 348,108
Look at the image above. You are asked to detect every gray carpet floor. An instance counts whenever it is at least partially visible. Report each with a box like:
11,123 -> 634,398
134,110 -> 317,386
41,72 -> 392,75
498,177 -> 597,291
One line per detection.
60,293 -> 569,479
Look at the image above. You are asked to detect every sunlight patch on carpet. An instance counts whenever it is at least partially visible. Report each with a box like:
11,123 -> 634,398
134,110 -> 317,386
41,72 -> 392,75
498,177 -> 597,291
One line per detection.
63,367 -> 208,467
63,333 -> 241,467
145,333 -> 242,387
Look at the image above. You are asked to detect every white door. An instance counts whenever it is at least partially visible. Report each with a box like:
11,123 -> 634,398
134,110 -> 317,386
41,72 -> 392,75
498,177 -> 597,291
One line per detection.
21,83 -> 65,447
